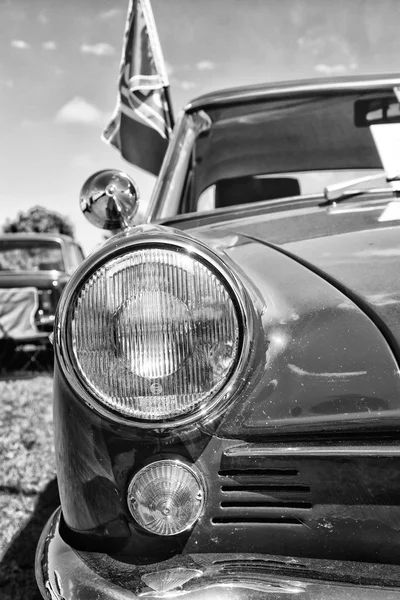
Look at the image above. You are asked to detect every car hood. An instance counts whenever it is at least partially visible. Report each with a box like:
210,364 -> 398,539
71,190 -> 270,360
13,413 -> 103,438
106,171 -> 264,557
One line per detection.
175,201 -> 400,436
283,226 -> 400,344
169,197 -> 400,348
231,214 -> 400,352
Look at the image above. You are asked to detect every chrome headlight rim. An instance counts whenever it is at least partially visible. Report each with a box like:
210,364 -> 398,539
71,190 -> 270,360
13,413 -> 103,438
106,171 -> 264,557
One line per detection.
57,227 -> 253,430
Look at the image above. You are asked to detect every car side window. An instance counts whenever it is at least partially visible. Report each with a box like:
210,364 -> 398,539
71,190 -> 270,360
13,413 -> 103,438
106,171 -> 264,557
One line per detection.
65,242 -> 84,273
197,185 -> 216,212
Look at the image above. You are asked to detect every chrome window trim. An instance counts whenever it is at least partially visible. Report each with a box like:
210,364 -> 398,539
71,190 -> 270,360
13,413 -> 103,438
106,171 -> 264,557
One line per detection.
145,110 -> 212,223
56,225 -> 255,430
185,74 -> 400,111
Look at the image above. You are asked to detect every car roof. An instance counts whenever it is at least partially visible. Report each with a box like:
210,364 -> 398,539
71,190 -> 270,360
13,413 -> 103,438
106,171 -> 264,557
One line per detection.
0,233 -> 74,244
185,73 -> 400,112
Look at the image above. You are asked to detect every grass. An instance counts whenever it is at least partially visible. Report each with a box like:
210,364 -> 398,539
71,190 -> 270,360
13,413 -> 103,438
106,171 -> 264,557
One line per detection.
0,374 -> 56,600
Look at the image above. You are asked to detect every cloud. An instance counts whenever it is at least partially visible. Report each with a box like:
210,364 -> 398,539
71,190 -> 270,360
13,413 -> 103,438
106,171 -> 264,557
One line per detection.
314,63 -> 348,75
196,60 -> 215,71
0,79 -> 14,89
11,39 -> 30,50
180,81 -> 196,91
55,97 -> 104,126
80,43 -> 115,57
171,77 -> 196,91
70,154 -> 99,170
99,8 -> 121,19
42,41 -> 57,51
20,119 -> 42,129
38,13 -> 48,25
164,61 -> 174,77
299,32 -> 357,73
170,77 -> 197,91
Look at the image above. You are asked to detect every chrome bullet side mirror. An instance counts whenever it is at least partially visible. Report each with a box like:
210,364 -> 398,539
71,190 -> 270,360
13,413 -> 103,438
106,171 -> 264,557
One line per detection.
79,169 -> 140,230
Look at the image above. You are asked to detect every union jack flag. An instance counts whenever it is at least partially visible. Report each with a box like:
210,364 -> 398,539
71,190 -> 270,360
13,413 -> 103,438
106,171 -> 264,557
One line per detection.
102,0 -> 173,174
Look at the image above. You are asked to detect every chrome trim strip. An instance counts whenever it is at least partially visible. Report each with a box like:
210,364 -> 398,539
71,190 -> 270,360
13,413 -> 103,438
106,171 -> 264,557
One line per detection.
145,110 -> 211,223
185,74 -> 400,111
56,224 -> 255,430
224,445 -> 400,457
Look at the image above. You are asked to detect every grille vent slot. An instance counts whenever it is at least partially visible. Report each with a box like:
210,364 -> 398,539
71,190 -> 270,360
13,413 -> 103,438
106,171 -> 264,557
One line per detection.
213,516 -> 304,525
214,461 -> 312,526
212,559 -> 308,569
220,500 -> 312,508
220,484 -> 310,493
219,469 -> 299,477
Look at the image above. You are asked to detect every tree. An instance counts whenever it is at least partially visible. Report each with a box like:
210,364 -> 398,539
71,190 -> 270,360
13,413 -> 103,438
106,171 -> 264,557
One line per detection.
3,206 -> 75,238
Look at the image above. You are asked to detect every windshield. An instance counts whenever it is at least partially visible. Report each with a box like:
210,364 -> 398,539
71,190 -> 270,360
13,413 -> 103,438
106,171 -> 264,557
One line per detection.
197,169 -> 392,211
173,86 -> 400,216
0,240 -> 64,272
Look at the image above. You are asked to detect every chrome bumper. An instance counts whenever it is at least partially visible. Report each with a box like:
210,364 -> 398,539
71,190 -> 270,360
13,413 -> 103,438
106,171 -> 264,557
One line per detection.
35,509 -> 134,600
36,508 -> 400,600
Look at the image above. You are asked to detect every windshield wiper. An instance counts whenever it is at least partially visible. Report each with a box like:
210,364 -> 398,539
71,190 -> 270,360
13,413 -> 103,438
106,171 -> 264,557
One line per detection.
322,171 -> 400,205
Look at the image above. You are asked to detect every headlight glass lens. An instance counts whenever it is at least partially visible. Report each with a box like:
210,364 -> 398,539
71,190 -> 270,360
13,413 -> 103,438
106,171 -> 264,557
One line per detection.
72,246 -> 240,421
127,460 -> 204,536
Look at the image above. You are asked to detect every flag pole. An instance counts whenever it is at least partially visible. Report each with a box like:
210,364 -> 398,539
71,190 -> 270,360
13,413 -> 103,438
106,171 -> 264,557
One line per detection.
164,85 -> 175,130
141,0 -> 175,131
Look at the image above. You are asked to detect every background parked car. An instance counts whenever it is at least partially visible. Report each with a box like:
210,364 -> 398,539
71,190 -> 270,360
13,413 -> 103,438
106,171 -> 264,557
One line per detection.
0,233 -> 84,371
0,233 -> 84,334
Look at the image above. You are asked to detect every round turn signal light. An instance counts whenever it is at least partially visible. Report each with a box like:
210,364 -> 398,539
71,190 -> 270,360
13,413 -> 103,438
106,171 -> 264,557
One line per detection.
127,460 -> 205,536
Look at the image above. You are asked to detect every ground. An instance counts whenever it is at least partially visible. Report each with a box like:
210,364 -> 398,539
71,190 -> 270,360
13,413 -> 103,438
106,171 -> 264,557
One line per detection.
0,374 -> 57,600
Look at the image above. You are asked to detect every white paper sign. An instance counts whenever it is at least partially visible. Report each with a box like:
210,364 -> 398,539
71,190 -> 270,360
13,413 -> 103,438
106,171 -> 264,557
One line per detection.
370,122 -> 400,180
379,201 -> 400,222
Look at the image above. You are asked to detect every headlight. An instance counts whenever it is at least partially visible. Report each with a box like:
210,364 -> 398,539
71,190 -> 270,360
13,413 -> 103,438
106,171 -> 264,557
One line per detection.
68,238 -> 245,426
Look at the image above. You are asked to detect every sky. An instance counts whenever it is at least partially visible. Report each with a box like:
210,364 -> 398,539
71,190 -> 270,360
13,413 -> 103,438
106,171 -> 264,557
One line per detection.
1,0 -> 400,253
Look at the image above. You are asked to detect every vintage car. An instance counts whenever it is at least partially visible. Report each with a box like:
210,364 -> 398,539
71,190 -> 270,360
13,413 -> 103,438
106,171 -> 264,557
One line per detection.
36,74 -> 400,599
0,233 -> 84,368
